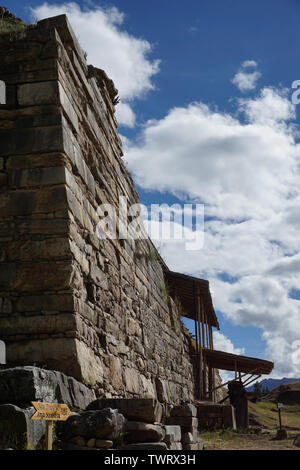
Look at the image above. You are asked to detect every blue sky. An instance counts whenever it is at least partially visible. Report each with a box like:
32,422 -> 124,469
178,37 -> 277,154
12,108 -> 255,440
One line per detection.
7,0 -> 300,378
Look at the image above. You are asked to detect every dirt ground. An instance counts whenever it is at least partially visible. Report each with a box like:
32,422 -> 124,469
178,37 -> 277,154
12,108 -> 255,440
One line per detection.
200,401 -> 300,450
201,430 -> 300,450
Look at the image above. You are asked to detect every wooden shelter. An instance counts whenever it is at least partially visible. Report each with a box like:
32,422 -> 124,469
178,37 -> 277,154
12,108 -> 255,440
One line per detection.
164,270 -> 274,402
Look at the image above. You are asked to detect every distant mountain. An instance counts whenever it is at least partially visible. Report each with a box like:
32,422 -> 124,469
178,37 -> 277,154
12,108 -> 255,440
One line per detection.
246,377 -> 300,392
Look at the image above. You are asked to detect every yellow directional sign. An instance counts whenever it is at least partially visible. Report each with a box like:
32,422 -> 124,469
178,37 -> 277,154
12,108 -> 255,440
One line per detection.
31,402 -> 71,450
31,402 -> 71,421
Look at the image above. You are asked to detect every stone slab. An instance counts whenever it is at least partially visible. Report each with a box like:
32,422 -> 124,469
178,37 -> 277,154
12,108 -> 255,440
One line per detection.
86,398 -> 163,424
0,366 -> 95,409
170,403 -> 197,417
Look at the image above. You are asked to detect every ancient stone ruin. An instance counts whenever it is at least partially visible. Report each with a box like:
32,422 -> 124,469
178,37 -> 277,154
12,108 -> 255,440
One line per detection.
0,12 -> 205,402
0,9 -> 274,449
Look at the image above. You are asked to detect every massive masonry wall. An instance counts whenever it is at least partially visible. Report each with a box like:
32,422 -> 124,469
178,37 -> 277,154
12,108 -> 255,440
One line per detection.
0,15 -> 196,403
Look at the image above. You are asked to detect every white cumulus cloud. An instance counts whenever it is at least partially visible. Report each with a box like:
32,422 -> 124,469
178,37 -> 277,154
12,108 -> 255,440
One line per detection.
124,85 -> 300,378
232,60 -> 261,92
31,2 -> 160,127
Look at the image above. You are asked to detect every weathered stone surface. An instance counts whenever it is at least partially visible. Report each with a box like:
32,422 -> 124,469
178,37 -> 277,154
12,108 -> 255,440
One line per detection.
124,422 -> 165,444
18,81 -> 59,107
58,408 -> 125,441
0,126 -> 64,157
164,425 -> 181,444
0,11 -> 220,407
121,442 -> 168,451
155,378 -> 170,403
0,404 -> 45,449
170,403 -> 197,417
166,416 -> 198,433
86,398 -> 163,424
0,366 -> 95,409
0,186 -> 67,217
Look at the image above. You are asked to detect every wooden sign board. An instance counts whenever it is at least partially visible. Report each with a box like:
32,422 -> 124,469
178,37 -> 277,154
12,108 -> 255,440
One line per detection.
31,401 -> 71,421
31,402 -> 71,450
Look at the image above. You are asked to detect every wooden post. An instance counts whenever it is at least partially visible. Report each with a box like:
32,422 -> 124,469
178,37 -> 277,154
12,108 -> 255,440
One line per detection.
46,421 -> 53,450
31,402 -> 71,451
196,286 -> 203,400
200,296 -> 207,398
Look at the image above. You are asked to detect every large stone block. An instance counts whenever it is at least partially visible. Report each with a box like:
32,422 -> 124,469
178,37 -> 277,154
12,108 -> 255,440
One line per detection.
0,314 -> 77,338
124,422 -> 165,444
164,425 -> 181,444
0,185 -> 67,217
5,339 -> 87,382
57,408 -> 125,441
4,238 -> 71,262
0,127 -> 64,157
0,261 -> 73,292
0,404 -> 45,449
18,81 -> 60,107
170,403 -> 197,417
86,398 -> 163,424
0,366 -> 95,409
165,416 -> 198,432
8,166 -> 66,188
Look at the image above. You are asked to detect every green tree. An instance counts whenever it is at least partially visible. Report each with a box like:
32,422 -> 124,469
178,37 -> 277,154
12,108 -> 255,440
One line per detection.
254,381 -> 262,396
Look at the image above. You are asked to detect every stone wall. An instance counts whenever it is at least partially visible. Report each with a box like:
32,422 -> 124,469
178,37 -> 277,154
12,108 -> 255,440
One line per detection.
0,14 -> 197,404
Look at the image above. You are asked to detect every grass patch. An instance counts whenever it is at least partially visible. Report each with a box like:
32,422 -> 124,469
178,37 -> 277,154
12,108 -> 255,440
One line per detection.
0,21 -> 29,35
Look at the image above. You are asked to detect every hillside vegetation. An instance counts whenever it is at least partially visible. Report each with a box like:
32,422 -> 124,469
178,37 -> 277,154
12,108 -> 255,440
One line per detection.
262,381 -> 300,405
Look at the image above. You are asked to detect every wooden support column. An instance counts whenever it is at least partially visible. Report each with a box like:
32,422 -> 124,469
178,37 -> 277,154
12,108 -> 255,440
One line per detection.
197,288 -> 203,400
200,296 -> 207,398
209,325 -> 215,402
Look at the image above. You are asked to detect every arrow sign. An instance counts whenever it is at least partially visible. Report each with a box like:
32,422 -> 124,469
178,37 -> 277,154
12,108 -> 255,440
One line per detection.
31,402 -> 71,421
31,402 -> 71,450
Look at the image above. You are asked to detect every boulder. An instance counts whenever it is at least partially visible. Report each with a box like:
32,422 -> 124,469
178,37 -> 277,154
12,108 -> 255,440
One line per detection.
0,366 -> 95,410
58,408 -> 125,441
86,398 -> 163,424
124,422 -> 165,444
0,404 -> 45,449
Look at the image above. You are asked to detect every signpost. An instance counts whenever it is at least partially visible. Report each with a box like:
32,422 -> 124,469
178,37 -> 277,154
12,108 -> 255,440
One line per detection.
277,402 -> 284,430
31,402 -> 71,450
